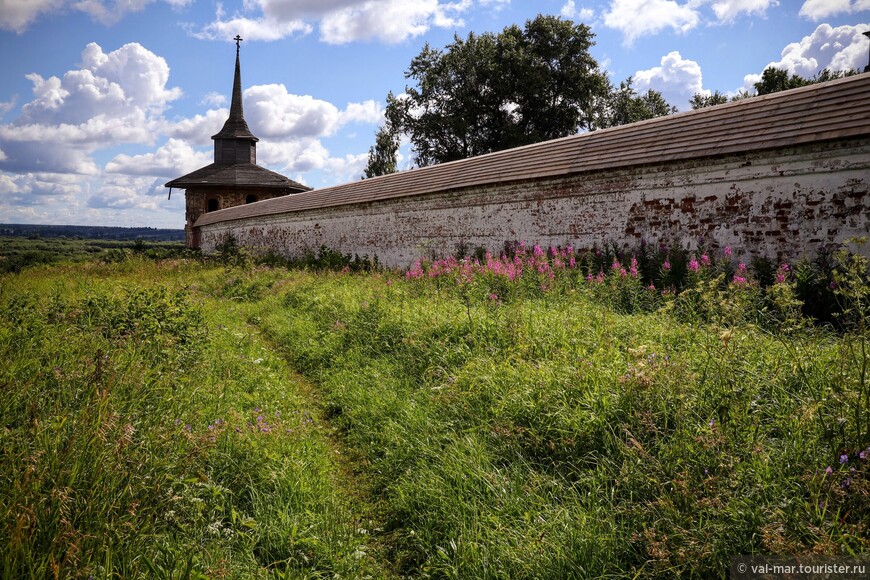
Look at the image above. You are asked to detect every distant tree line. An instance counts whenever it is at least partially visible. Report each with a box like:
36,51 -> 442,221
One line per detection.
0,224 -> 184,241
363,14 -> 858,178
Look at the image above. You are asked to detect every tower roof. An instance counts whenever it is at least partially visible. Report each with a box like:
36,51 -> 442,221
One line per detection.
165,162 -> 310,192
165,36 -> 309,194
212,37 -> 258,142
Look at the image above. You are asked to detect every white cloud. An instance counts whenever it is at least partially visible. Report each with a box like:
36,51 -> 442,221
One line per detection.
105,138 -> 212,178
0,0 -> 193,32
634,51 -> 706,111
340,100 -> 384,125
243,84 -> 383,139
0,97 -> 16,117
74,0 -> 155,26
323,152 -> 370,182
0,42 -> 180,177
603,0 -> 786,43
260,137 -> 370,181
189,3 -> 312,42
603,0 -> 700,45
245,85 -> 342,138
0,58 -> 194,228
742,22 -> 870,89
255,0 -> 365,20
799,0 -> 869,20
259,138 -> 330,173
0,135 -> 101,175
710,0 -> 778,22
200,92 -> 227,107
18,42 -> 180,127
194,0 -> 473,45
0,0 -> 65,33
0,171 -> 84,208
320,0 -> 468,44
87,174 -> 166,209
164,109 -> 228,145
560,0 -> 595,20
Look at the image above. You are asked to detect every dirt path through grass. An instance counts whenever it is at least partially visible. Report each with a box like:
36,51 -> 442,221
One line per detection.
238,308 -> 397,578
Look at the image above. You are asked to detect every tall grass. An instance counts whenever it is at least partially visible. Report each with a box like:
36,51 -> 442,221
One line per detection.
3,244 -> 869,578
0,259 -> 382,578
252,249 -> 870,577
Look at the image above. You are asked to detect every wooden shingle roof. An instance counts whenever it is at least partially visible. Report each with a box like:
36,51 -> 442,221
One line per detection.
165,162 -> 310,192
196,73 -> 870,228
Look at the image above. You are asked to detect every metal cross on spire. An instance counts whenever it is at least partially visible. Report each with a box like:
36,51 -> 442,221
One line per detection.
234,35 -> 243,53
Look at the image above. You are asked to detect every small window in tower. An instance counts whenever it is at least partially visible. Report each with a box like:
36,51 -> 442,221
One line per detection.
245,194 -> 258,204
207,198 -> 219,212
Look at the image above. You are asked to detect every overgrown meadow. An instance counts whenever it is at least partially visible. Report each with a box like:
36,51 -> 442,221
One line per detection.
2,238 -> 869,578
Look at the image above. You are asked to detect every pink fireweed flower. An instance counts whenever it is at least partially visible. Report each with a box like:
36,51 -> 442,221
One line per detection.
647,284 -> 656,291
775,263 -> 790,284
701,254 -> 710,266
737,262 -> 747,273
533,244 -> 544,257
488,293 -> 499,301
630,257 -> 639,277
586,274 -> 594,282
569,256 -> 576,268
723,246 -> 732,257
611,260 -> 621,271
662,260 -> 671,271
596,272 -> 605,283
733,275 -> 747,285
688,259 -> 700,272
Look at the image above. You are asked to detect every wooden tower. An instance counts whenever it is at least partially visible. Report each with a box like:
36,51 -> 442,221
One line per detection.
165,36 -> 309,247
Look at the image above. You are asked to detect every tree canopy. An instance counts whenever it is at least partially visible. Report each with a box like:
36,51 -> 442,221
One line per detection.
362,93 -> 400,179
690,66 -> 858,110
385,15 -> 611,167
601,77 -> 677,127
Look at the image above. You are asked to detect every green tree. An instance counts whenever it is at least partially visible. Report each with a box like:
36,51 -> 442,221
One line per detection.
751,66 -> 856,96
693,67 -> 860,110
689,90 -> 730,110
603,77 -> 677,127
385,15 -> 609,167
753,67 -> 813,95
497,15 -> 609,146
362,94 -> 401,179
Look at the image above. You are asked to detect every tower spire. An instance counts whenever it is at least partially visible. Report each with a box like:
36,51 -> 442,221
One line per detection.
212,35 -> 258,144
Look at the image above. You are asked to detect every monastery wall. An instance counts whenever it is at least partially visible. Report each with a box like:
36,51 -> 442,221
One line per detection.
196,137 -> 870,267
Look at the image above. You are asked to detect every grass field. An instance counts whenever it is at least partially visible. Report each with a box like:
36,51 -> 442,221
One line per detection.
0,236 -> 187,274
2,243 -> 868,578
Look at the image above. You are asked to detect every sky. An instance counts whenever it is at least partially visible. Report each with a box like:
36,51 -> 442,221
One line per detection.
0,1 -> 868,229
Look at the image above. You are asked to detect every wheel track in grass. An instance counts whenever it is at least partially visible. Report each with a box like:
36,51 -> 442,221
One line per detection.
236,308 -> 398,579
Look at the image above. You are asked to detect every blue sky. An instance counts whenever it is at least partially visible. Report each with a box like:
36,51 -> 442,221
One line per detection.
0,0 -> 868,228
